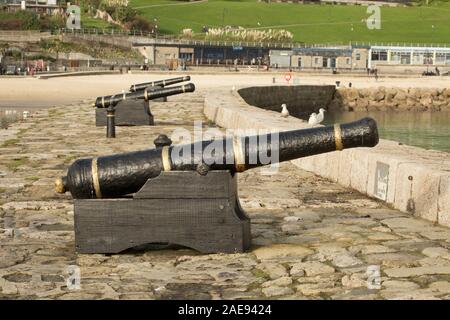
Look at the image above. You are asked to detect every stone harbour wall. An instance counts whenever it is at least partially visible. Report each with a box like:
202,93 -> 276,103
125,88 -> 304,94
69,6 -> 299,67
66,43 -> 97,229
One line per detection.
204,88 -> 450,227
330,87 -> 450,112
3,90 -> 450,299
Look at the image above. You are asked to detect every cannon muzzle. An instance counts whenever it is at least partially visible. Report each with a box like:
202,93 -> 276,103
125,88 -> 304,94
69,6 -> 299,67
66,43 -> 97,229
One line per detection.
56,117 -> 378,199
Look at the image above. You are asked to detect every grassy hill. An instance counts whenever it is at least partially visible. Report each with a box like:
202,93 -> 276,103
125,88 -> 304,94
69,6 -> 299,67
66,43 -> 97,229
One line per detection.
130,0 -> 450,44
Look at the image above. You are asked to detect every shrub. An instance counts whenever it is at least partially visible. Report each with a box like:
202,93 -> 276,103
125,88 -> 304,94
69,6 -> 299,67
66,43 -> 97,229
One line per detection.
125,16 -> 153,32
115,5 -> 137,23
39,15 -> 66,30
0,11 -> 40,30
206,27 -> 294,42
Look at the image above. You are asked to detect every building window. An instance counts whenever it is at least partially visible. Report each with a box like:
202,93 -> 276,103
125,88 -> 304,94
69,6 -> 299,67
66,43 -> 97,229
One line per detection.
314,57 -> 319,65
390,51 -> 411,65
371,50 -> 387,61
435,52 -> 447,65
346,58 -> 351,65
356,53 -> 361,60
400,53 -> 411,65
298,57 -> 302,67
180,52 -> 193,61
423,52 -> 433,65
413,52 -> 423,64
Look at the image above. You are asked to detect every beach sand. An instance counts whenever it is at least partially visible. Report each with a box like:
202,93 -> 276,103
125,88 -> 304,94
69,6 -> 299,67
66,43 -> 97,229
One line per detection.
1,73 -> 449,109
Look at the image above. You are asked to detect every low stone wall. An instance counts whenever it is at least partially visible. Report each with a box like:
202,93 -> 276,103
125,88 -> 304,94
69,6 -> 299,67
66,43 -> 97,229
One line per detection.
330,87 -> 450,112
0,31 -> 55,43
204,88 -> 450,227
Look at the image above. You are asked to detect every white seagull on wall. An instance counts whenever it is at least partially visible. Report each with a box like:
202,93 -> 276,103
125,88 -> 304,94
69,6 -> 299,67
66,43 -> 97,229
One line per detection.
308,108 -> 326,125
281,104 -> 289,117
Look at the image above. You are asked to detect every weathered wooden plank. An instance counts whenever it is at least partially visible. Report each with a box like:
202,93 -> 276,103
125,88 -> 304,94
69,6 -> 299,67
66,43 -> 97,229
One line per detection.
74,171 -> 251,254
134,171 -> 236,199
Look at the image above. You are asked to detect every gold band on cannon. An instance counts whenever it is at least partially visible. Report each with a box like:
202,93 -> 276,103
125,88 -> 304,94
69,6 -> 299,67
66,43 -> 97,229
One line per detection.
91,158 -> 102,198
334,124 -> 344,151
233,136 -> 246,172
161,146 -> 172,171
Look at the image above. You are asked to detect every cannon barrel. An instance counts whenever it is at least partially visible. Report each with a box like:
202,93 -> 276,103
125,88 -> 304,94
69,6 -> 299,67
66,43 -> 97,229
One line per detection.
94,83 -> 195,108
55,118 -> 379,199
130,76 -> 191,92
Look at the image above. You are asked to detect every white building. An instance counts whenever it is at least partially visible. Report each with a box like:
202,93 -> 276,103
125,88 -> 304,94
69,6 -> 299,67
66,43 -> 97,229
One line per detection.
369,45 -> 450,69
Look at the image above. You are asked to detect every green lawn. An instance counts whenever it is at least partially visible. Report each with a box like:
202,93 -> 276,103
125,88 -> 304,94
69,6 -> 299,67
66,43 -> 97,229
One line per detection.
130,0 -> 450,44
81,16 -> 120,30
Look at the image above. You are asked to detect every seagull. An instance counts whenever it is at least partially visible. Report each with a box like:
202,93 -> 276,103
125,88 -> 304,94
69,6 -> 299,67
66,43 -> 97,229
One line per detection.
281,104 -> 289,117
308,108 -> 326,125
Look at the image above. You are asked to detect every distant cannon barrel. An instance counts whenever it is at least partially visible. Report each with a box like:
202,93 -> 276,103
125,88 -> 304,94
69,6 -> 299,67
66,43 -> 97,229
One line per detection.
130,76 -> 191,92
56,118 -> 379,199
93,83 -> 195,108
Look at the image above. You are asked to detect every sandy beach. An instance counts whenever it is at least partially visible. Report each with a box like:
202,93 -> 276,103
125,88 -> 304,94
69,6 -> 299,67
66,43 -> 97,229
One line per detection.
1,73 -> 449,109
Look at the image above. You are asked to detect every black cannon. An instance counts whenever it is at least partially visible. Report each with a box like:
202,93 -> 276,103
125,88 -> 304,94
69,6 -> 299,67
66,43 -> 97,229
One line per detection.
129,75 -> 191,92
57,117 -> 378,199
94,83 -> 195,136
57,117 -> 378,254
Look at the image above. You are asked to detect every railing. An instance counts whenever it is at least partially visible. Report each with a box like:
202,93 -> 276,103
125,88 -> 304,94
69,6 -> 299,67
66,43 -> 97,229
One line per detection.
53,28 -> 156,37
350,41 -> 450,49
132,36 -> 346,50
54,28 -> 450,50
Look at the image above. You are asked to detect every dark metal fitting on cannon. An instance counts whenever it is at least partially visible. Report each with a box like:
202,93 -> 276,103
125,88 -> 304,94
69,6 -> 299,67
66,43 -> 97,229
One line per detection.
54,176 -> 67,194
196,163 -> 210,176
153,134 -> 172,148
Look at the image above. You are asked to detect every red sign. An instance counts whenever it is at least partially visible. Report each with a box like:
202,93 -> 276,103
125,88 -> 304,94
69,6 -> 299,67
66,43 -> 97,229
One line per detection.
284,73 -> 292,83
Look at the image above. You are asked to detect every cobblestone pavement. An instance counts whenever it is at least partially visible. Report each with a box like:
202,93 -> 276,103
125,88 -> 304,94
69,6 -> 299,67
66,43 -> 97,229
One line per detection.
1,91 -> 450,300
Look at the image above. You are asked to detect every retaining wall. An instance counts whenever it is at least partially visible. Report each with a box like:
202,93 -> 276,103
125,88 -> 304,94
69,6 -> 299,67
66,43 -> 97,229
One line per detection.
331,87 -> 450,112
204,88 -> 450,227
0,31 -> 55,43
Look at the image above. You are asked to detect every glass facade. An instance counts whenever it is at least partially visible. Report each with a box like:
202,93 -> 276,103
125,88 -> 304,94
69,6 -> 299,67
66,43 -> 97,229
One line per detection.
371,47 -> 450,65
435,52 -> 450,65
371,50 -> 388,61
390,51 -> 411,64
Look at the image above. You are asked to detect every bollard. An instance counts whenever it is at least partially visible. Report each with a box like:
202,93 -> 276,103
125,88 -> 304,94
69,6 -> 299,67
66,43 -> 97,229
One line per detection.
106,106 -> 116,138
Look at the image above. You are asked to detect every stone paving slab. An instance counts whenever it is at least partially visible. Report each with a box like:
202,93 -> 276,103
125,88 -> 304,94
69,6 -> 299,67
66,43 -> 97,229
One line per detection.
1,91 -> 450,299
